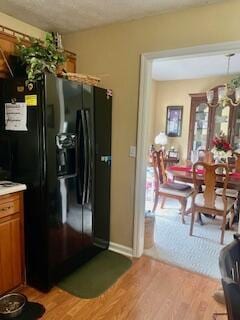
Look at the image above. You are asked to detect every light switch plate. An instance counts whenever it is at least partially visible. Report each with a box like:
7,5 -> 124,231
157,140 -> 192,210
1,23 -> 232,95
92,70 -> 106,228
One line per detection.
129,146 -> 136,158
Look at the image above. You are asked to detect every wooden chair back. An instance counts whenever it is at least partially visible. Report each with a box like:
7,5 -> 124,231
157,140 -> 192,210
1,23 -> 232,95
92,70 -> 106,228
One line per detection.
192,161 -> 229,209
152,150 -> 167,187
198,149 -> 214,163
234,153 -> 240,173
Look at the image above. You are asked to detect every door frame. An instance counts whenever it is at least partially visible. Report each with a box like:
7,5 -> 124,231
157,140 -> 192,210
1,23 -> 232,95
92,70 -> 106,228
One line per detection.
133,40 -> 240,258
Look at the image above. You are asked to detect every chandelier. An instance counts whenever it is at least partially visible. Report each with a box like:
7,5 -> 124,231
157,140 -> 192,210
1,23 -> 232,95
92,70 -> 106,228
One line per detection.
206,54 -> 240,107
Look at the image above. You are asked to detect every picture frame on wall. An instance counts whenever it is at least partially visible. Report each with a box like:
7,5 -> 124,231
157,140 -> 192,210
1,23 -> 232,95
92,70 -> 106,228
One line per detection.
166,106 -> 183,137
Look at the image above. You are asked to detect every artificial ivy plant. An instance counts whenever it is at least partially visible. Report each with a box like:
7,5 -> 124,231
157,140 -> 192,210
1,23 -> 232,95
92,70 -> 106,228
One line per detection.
16,32 -> 65,82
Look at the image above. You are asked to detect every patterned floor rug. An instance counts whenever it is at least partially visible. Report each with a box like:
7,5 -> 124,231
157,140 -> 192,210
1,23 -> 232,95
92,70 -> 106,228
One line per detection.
144,199 -> 235,279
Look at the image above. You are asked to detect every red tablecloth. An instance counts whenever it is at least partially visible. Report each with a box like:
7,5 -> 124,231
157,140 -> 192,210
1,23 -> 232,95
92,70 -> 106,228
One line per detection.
168,166 -> 191,172
230,172 -> 240,178
168,166 -> 204,174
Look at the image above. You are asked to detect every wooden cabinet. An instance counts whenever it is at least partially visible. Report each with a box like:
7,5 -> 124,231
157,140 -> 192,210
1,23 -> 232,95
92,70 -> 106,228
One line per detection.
61,50 -> 76,73
0,25 -> 76,79
188,86 -> 240,158
0,192 -> 25,294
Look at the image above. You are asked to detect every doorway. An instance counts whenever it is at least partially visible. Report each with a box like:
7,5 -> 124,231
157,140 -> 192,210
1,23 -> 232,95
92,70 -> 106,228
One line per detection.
133,41 -> 240,278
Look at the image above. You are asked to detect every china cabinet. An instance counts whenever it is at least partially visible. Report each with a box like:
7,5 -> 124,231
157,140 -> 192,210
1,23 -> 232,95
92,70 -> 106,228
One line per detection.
187,86 -> 240,158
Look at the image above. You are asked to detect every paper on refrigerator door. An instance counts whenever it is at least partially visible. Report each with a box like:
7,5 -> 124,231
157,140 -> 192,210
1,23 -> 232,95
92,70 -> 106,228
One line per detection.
5,102 -> 27,131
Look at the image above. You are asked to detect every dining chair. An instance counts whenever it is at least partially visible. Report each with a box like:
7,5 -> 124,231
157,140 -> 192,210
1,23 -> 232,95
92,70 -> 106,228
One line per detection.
233,152 -> 240,173
215,185 -> 238,227
152,150 -> 193,223
190,162 -> 235,244
215,160 -> 238,229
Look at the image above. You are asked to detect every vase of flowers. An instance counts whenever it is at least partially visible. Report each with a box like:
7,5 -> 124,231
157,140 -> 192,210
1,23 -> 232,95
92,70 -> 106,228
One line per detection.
211,135 -> 232,163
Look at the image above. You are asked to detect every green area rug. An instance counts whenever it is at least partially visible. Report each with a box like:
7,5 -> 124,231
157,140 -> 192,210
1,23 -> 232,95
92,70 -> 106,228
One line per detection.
58,250 -> 132,299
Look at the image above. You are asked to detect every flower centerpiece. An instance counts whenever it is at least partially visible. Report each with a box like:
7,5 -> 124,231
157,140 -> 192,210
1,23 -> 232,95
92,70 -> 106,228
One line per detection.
211,135 -> 232,162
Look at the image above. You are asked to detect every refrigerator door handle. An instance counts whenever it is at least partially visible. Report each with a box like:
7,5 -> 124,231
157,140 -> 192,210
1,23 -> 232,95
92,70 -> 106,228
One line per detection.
85,109 -> 91,204
76,110 -> 83,204
81,109 -> 88,205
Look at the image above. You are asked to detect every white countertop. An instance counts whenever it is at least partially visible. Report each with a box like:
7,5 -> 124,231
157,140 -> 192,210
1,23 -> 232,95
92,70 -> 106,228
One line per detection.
0,181 -> 27,196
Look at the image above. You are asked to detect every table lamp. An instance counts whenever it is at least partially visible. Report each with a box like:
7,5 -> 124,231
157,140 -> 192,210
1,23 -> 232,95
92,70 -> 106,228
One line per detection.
154,132 -> 168,152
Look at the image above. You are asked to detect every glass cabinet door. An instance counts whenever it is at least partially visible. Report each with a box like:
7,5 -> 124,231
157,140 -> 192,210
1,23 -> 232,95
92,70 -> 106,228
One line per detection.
213,105 -> 230,139
233,107 -> 240,150
193,103 -> 209,151
188,87 -> 238,159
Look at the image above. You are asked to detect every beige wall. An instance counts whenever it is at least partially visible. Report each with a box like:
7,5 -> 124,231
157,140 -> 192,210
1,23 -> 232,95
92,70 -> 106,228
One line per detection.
0,12 -> 45,39
152,75 -> 233,162
63,0 -> 240,248
148,80 -> 157,147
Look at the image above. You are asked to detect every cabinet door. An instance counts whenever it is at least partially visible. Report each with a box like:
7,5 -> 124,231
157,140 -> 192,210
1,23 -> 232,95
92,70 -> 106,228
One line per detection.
192,102 -> 210,151
0,216 -> 22,294
232,106 -> 240,150
57,55 -> 76,74
212,105 -> 231,141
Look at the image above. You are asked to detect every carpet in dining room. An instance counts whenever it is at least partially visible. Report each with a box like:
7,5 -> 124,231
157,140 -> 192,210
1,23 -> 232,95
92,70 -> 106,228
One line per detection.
144,199 -> 235,279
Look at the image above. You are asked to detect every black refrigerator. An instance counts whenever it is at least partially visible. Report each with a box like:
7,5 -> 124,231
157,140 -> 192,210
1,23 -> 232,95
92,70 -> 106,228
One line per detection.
0,74 -> 112,291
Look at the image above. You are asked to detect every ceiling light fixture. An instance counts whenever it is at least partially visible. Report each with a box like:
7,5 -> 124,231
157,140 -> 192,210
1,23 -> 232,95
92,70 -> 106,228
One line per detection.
206,53 -> 240,107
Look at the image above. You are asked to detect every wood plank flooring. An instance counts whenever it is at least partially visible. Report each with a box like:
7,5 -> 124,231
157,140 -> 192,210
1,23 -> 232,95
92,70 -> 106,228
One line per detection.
20,256 -> 226,320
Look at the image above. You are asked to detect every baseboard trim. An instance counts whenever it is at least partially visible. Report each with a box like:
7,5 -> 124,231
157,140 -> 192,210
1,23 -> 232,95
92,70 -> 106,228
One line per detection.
109,241 -> 133,258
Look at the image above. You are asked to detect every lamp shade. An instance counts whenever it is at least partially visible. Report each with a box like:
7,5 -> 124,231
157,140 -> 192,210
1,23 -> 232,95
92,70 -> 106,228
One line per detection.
155,132 -> 167,145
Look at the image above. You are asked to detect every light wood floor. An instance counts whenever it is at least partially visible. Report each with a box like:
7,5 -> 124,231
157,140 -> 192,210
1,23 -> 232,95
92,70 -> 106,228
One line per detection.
20,256 -> 226,320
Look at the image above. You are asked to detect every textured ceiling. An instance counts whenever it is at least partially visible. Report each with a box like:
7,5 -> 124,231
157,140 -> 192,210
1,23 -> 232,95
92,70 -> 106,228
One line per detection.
152,53 -> 240,81
0,0 -> 224,34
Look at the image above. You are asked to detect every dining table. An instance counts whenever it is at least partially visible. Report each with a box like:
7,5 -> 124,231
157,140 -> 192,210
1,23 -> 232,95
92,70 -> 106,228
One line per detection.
166,165 -> 240,230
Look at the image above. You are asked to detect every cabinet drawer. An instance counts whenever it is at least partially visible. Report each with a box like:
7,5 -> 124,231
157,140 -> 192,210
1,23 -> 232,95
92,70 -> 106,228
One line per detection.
0,199 -> 20,218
